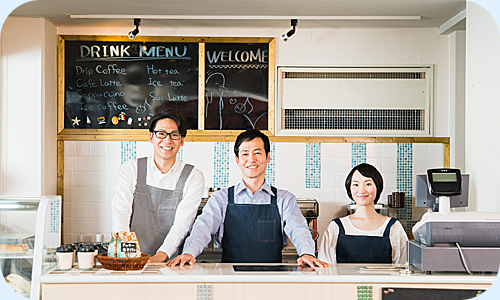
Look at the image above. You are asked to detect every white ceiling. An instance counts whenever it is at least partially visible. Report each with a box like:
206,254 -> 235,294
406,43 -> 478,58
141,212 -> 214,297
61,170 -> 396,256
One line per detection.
9,0 -> 466,29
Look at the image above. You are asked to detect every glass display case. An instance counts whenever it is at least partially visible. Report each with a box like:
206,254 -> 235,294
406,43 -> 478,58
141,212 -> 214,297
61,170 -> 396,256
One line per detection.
0,196 -> 61,299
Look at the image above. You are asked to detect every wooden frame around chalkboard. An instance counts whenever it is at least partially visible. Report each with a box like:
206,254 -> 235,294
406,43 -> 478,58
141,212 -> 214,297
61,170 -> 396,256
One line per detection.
57,35 -> 275,139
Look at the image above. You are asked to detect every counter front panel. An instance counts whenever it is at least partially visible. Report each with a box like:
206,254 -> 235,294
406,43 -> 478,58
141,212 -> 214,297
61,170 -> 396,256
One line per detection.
40,263 -> 495,300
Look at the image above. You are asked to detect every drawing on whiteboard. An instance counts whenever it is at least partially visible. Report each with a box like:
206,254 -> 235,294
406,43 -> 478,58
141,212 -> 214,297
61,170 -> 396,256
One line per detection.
234,96 -> 252,114
206,71 -> 227,129
136,97 -> 151,114
207,64 -> 267,69
243,112 -> 267,129
234,94 -> 267,129
206,71 -> 266,129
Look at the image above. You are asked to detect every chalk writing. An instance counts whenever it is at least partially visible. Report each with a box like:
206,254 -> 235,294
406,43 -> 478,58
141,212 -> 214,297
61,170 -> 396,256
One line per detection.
95,64 -> 126,75
64,39 -> 199,129
206,49 -> 268,64
204,43 -> 269,130
148,78 -> 162,86
136,98 -> 151,114
64,38 -> 270,130
78,45 -> 192,61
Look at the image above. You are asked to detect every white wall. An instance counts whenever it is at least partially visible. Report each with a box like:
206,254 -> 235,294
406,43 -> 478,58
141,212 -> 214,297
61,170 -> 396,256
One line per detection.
0,17 -> 57,195
466,2 -> 500,212
41,19 -> 58,195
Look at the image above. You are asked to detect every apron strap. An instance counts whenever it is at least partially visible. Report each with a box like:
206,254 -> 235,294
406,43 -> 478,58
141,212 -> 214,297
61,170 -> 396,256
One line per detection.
270,186 -> 277,205
383,218 -> 397,237
174,164 -> 195,192
228,186 -> 235,204
333,218 -> 345,235
136,157 -> 148,186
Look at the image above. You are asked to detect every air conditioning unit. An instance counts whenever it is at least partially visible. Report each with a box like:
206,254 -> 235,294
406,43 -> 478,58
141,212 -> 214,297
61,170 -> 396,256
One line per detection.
276,66 -> 433,136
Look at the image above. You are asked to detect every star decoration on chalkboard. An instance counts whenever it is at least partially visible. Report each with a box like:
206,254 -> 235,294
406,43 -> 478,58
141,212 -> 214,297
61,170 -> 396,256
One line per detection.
72,117 -> 81,126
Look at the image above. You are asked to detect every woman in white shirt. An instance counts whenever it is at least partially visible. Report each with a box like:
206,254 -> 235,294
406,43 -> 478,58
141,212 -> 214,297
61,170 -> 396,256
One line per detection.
318,163 -> 408,264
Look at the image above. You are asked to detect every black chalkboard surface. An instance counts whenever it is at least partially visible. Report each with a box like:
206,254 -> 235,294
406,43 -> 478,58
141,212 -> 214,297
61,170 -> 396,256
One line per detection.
59,36 -> 274,135
62,38 -> 199,129
205,43 -> 269,130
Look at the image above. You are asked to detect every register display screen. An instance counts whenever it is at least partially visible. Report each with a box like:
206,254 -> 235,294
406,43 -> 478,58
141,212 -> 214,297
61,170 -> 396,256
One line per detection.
432,173 -> 457,182
427,168 -> 462,196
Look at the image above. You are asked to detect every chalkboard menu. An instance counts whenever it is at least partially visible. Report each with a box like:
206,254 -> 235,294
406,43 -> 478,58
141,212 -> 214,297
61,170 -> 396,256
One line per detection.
59,36 -> 274,135
62,38 -> 199,129
205,43 -> 269,130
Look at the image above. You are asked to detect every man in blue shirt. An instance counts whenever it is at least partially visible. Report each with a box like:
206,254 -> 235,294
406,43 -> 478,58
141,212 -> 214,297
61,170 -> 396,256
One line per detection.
167,129 -> 329,267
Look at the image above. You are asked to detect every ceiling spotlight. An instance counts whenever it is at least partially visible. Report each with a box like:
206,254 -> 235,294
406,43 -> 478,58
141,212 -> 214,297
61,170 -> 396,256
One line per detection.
281,19 -> 297,42
128,18 -> 141,39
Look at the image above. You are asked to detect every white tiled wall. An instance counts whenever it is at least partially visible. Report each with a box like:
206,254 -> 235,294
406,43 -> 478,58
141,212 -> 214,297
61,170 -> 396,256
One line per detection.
63,141 -> 443,246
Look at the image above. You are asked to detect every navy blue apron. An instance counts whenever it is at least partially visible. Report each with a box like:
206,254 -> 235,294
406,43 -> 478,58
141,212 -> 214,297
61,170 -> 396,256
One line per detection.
335,217 -> 397,263
221,186 -> 283,263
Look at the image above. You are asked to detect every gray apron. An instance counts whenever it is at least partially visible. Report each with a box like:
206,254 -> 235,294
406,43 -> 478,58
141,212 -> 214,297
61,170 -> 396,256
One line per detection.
129,157 -> 194,257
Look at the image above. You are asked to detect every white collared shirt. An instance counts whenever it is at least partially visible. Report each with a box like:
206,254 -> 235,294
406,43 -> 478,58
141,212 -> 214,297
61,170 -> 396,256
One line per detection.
111,156 -> 204,258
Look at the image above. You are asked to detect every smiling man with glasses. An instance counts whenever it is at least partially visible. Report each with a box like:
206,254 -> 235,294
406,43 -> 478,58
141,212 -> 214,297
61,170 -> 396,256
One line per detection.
111,109 -> 205,262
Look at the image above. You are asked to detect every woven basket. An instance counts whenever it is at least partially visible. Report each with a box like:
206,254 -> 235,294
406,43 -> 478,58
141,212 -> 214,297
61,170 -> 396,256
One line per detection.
96,253 -> 150,271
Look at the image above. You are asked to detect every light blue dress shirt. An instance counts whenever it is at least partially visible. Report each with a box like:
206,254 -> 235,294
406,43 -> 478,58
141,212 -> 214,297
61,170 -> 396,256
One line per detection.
183,180 -> 316,258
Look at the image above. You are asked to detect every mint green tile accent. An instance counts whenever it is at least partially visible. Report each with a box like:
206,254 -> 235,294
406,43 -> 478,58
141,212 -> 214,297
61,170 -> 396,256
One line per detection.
214,142 -> 229,188
177,146 -> 183,162
120,141 -> 136,164
306,143 -> 321,188
351,143 -> 367,168
397,143 -> 413,233
50,199 -> 60,234
265,143 -> 275,186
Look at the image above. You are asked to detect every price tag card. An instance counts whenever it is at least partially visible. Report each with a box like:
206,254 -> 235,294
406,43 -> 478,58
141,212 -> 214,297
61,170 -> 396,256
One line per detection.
121,242 -> 137,253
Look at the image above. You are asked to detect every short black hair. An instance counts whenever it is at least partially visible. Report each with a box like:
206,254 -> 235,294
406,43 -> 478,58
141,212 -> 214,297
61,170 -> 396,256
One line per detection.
148,109 -> 187,137
345,163 -> 384,204
234,129 -> 270,157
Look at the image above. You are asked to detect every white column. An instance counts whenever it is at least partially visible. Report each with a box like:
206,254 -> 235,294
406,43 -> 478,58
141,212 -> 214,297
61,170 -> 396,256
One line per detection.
0,17 -> 57,195
448,30 -> 466,171
465,2 -> 500,212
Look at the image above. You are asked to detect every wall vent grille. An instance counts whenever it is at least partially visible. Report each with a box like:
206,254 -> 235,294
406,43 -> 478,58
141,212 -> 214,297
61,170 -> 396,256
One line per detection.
282,109 -> 425,131
277,66 -> 433,136
283,72 -> 426,79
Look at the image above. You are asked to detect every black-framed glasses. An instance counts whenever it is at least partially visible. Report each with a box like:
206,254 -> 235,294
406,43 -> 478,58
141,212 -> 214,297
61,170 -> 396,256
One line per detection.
153,131 -> 182,140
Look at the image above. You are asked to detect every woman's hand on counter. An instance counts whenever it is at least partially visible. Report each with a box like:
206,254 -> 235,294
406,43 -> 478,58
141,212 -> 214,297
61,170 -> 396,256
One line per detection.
297,254 -> 329,268
148,251 -> 169,263
166,253 -> 196,267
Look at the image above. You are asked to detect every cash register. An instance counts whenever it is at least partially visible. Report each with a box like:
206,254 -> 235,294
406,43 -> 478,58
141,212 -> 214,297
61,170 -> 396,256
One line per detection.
409,168 -> 500,274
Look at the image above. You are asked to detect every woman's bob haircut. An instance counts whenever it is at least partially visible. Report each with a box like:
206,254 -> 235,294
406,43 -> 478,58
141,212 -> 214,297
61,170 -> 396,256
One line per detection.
345,163 -> 384,204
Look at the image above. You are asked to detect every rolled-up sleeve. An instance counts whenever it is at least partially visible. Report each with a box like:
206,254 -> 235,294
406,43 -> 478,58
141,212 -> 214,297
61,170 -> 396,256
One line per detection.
390,221 -> 408,264
318,221 -> 339,263
182,190 -> 226,258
